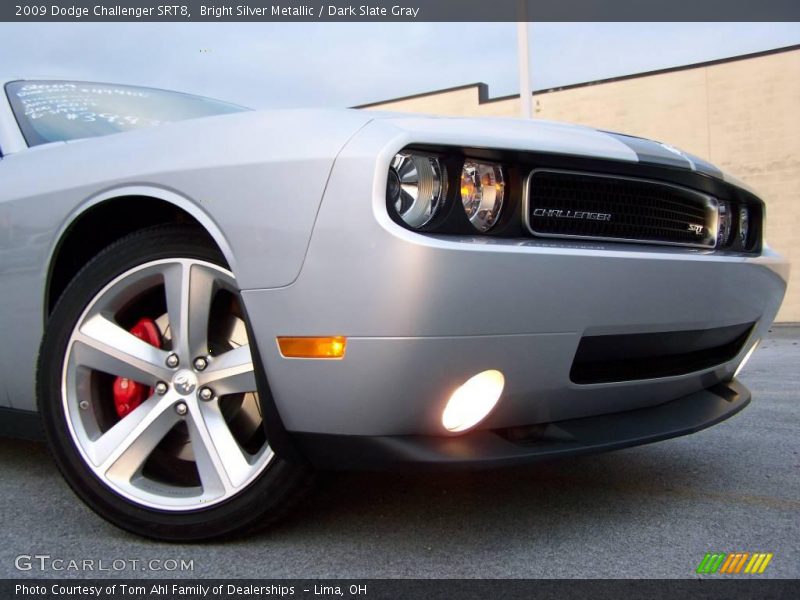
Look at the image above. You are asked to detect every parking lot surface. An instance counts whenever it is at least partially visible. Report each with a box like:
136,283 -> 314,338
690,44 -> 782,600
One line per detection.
1,327 -> 798,579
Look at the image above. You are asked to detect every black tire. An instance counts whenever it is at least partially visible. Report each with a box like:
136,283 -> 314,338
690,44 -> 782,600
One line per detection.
37,225 -> 314,541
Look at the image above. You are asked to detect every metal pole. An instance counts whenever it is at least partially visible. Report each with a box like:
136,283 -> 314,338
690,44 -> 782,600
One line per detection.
517,20 -> 533,118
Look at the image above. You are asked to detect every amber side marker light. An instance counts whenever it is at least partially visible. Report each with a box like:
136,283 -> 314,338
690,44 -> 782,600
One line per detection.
277,336 -> 347,359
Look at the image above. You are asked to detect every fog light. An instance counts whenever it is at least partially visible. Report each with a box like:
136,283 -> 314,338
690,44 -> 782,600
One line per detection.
442,369 -> 505,433
734,341 -> 759,379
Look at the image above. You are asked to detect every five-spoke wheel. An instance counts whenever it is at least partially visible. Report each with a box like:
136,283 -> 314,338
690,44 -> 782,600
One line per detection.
38,226 -> 312,540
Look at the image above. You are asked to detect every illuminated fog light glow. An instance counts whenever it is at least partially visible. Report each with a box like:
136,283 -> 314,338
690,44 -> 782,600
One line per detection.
734,341 -> 760,379
442,369 -> 505,433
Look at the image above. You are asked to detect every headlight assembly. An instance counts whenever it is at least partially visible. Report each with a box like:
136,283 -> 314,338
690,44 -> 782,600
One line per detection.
717,200 -> 732,247
383,145 -> 760,254
386,152 -> 446,229
738,205 -> 750,247
460,161 -> 505,232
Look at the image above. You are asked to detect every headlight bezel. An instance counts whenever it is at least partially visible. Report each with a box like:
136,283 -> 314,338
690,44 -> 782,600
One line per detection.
715,199 -> 759,252
385,148 -> 518,235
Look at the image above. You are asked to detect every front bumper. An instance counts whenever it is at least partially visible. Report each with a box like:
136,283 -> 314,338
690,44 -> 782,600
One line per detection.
293,379 -> 750,469
242,231 -> 787,438
240,127 -> 789,450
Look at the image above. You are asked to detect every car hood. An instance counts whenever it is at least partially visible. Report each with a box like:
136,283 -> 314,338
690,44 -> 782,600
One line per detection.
359,109 -> 731,182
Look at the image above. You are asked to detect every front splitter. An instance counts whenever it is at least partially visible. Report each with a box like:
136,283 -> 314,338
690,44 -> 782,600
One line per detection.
293,379 -> 750,470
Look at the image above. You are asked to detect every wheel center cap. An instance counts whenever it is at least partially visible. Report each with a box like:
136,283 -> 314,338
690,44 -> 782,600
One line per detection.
172,370 -> 198,396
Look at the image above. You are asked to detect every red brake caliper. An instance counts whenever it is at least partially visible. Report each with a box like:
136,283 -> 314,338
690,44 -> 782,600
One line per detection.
112,318 -> 162,418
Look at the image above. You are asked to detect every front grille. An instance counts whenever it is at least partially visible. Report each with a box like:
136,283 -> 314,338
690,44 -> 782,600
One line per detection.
526,170 -> 718,248
570,323 -> 754,384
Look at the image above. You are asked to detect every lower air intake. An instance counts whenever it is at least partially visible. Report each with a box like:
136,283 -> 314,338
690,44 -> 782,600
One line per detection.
570,323 -> 754,384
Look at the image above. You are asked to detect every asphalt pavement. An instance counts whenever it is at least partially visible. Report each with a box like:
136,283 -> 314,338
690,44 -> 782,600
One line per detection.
1,327 -> 798,579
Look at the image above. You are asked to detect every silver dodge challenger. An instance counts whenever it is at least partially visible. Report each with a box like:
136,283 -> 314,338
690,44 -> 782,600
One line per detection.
0,79 -> 788,540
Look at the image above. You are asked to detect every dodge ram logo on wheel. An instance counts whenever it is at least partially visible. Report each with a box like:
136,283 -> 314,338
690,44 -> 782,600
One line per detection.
172,371 -> 197,395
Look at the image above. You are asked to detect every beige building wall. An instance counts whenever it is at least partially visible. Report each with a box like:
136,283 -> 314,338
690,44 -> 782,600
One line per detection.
362,47 -> 800,322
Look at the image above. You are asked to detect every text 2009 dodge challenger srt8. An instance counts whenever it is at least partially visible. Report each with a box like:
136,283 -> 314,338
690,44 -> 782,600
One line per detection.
0,79 -> 788,540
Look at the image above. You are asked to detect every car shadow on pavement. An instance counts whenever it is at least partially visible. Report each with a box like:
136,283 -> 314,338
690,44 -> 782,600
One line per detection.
263,445 -> 705,542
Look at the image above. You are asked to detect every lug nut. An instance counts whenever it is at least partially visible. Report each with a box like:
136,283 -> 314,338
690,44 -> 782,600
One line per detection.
165,353 -> 180,368
79,400 -> 89,410
198,387 -> 214,402
175,402 -> 188,416
155,382 -> 168,395
193,357 -> 208,371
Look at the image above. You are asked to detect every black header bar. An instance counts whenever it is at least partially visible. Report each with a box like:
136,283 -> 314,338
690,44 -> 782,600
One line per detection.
4,579 -> 800,600
3,0 -> 800,22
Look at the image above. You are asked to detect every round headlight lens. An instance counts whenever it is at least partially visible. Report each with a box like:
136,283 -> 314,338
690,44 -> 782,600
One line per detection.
717,200 -> 732,247
460,161 -> 505,232
738,206 -> 750,247
387,153 -> 446,229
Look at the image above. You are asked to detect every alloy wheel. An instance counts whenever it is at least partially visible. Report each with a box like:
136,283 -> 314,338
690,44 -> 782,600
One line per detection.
61,258 -> 274,511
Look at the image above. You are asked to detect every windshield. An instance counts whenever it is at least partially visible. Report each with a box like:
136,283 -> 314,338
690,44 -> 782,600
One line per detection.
5,80 -> 247,146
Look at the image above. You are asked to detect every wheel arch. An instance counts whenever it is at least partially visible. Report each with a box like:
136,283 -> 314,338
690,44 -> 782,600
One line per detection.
45,185 -> 237,318
44,188 -> 306,465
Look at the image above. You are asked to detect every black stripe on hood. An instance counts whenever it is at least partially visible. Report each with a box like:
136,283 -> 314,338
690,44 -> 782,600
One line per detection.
603,131 -> 692,169
602,131 -> 724,180
683,151 -> 724,179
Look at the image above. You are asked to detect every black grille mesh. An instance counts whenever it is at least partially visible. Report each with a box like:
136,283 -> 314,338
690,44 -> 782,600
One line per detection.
528,170 -> 713,247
